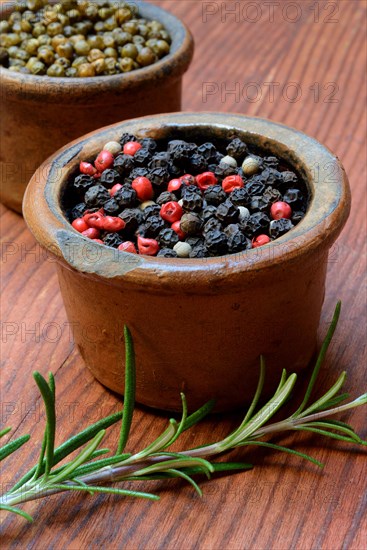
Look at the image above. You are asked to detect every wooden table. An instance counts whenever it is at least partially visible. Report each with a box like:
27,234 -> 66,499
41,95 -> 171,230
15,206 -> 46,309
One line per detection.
1,1 -> 366,548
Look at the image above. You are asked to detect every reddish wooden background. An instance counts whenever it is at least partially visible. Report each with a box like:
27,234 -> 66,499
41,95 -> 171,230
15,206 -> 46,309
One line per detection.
1,1 -> 366,548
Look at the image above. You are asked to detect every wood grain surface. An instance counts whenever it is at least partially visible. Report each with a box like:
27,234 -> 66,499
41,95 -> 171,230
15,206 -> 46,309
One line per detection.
1,1 -> 366,548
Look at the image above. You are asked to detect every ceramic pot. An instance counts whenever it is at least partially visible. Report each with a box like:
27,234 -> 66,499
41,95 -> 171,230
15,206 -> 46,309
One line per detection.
23,113 -> 351,412
0,1 -> 194,213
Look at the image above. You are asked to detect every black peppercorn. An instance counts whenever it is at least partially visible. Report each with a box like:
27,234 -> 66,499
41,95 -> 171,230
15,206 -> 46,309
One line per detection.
203,217 -> 222,235
263,156 -> 280,168
259,168 -> 282,187
291,210 -> 305,224
189,153 -> 208,174
202,205 -> 217,223
216,200 -> 239,224
204,185 -> 226,206
100,168 -> 120,187
73,173 -> 95,192
158,228 -> 179,248
249,196 -> 269,212
148,152 -> 170,169
133,148 -> 152,166
125,167 -> 150,184
169,141 -> 195,165
197,142 -> 217,162
103,198 -> 121,215
214,162 -> 237,180
114,184 -> 138,208
144,214 -> 166,237
185,236 -> 203,248
156,191 -> 177,205
140,138 -> 157,153
189,244 -> 208,258
84,184 -> 111,207
69,202 -> 87,221
262,186 -> 282,204
283,188 -> 304,207
157,248 -> 178,257
119,132 -> 138,146
269,218 -> 294,238
204,229 -> 228,255
243,212 -> 270,237
281,170 -> 298,185
114,154 -> 134,176
118,208 -> 143,233
227,230 -> 251,253
148,166 -> 170,187
226,138 -> 248,160
142,203 -> 161,220
181,190 -> 203,212
244,178 -> 266,196
103,233 -> 123,248
229,187 -> 249,206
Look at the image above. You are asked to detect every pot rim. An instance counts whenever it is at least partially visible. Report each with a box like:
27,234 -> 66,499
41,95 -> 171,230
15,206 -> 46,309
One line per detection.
23,112 -> 351,289
0,0 -> 194,100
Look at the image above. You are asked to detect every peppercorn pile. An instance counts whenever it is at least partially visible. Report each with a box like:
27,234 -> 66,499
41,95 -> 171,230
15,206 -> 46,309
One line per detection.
64,134 -> 308,258
0,1 -> 171,77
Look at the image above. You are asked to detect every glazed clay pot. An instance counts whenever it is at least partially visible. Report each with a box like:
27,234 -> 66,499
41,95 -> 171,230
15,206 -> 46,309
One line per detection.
23,113 -> 351,412
0,1 -> 194,213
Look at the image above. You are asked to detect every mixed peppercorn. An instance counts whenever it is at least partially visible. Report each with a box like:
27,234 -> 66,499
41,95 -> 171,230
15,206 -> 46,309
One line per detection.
64,133 -> 309,258
0,1 -> 171,77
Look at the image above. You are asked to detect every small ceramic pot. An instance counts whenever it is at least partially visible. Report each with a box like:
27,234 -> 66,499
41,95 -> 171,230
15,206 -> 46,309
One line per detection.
23,113 -> 351,412
0,1 -> 194,213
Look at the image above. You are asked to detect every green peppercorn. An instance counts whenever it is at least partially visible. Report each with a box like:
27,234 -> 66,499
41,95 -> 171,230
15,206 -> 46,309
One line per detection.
56,41 -> 73,59
74,39 -> 90,55
47,62 -> 65,77
47,22 -> 63,37
0,0 -> 171,78
0,21 -> 10,34
87,35 -> 104,49
5,33 -> 22,46
94,21 -> 104,33
132,35 -> 145,46
29,59 -> 46,74
104,47 -> 117,59
77,62 -> 95,77
137,47 -> 155,67
118,56 -> 134,73
72,55 -> 88,68
102,34 -> 115,48
123,21 -> 138,35
67,9 -> 81,23
92,57 -> 105,74
7,46 -> 19,58
104,56 -> 117,74
55,56 -> 71,69
38,46 -> 55,65
63,25 -> 74,37
104,17 -> 117,32
88,48 -> 105,62
65,66 -> 78,77
115,7 -> 133,25
27,0 -> 44,11
51,34 -> 67,49
16,48 -> 30,62
85,5 -> 98,21
113,31 -> 133,47
37,34 -> 51,46
98,7 -> 114,21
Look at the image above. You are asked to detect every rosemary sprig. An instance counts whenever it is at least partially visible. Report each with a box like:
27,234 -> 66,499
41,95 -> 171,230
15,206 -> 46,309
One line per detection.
0,302 -> 366,524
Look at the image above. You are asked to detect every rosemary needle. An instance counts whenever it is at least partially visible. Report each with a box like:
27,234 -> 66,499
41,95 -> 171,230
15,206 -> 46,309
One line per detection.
0,302 -> 366,524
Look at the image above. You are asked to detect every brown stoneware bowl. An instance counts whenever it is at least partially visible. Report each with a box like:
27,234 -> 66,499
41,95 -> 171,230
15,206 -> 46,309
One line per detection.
0,1 -> 194,213
23,113 -> 351,412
